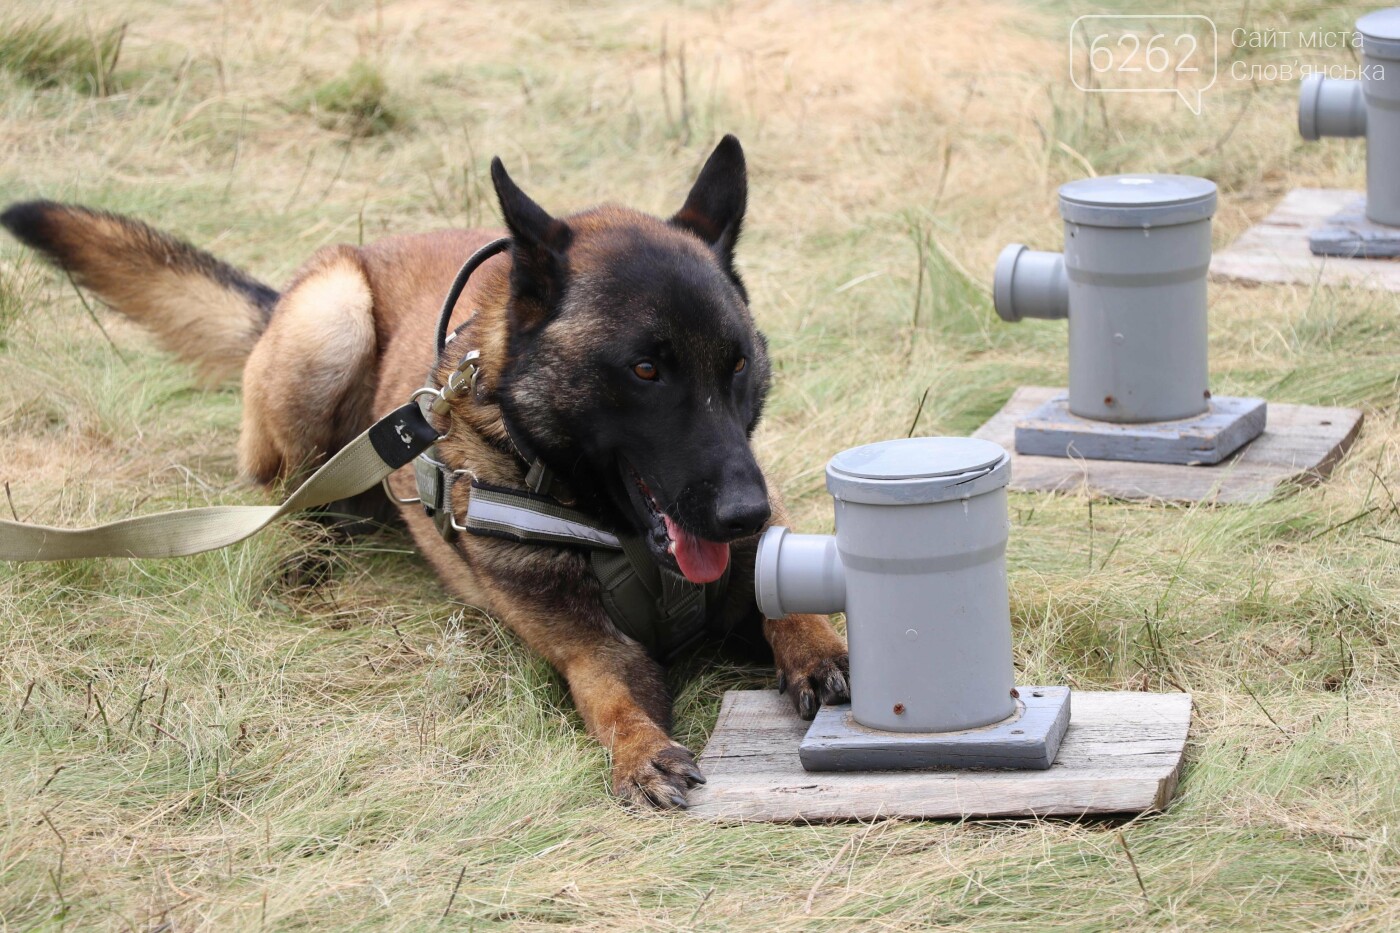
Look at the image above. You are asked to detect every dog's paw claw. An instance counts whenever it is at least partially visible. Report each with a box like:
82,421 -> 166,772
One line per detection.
821,667 -> 850,705
778,652 -> 851,721
613,741 -> 705,810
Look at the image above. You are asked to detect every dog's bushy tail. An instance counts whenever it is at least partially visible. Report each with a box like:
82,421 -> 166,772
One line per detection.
0,200 -> 279,383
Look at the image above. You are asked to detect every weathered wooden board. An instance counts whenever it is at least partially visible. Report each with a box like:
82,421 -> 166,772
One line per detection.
1014,394 -> 1266,465
1211,188 -> 1400,292
972,387 -> 1362,503
687,690 -> 1191,822
799,686 -> 1071,772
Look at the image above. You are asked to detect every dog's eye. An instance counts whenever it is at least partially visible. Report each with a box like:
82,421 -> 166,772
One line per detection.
633,360 -> 659,381
734,357 -> 747,375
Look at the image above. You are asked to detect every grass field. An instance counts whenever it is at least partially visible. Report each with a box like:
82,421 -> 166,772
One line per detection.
3,0 -> 1399,929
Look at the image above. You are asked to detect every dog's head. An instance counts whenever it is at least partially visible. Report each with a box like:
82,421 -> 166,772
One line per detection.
489,136 -> 771,585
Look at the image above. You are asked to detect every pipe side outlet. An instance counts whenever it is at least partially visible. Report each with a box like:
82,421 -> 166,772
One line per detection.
994,244 -> 1068,323
754,526 -> 846,619
1299,74 -> 1367,140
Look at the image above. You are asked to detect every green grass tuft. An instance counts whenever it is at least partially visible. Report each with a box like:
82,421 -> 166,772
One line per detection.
299,60 -> 399,138
0,14 -> 124,94
0,273 -> 22,350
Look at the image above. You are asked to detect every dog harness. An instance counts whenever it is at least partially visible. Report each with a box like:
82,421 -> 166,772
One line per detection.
408,445 -> 731,662
411,239 -> 733,663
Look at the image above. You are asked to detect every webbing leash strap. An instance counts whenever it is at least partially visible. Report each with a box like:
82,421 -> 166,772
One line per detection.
0,401 -> 439,562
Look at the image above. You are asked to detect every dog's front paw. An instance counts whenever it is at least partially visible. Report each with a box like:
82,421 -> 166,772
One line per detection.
777,651 -> 850,720
771,616 -> 851,720
612,736 -> 706,810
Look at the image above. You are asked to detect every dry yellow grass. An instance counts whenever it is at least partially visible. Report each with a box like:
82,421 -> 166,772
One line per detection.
3,0 -> 1400,929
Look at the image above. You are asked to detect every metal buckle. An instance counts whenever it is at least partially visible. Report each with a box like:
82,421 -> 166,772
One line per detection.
428,350 -> 481,416
395,350 -> 482,537
446,361 -> 479,396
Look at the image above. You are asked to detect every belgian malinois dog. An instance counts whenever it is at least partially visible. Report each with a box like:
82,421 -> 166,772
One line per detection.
1,136 -> 849,808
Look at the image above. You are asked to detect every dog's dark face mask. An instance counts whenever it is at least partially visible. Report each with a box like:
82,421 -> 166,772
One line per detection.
490,136 -> 772,584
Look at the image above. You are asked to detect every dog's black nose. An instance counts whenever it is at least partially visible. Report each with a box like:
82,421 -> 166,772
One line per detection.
715,491 -> 771,538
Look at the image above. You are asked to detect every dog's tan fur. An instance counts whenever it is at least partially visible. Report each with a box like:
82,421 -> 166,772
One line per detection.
1,147 -> 850,808
239,245 -> 378,482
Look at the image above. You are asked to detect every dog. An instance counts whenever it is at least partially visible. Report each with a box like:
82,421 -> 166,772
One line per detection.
0,136 -> 850,808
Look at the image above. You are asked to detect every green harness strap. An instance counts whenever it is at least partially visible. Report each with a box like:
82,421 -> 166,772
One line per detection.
591,534 -> 732,664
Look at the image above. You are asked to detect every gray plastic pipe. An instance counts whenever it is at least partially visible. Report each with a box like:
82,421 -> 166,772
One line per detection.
754,437 -> 1016,734
1298,9 -> 1400,227
993,174 -> 1217,424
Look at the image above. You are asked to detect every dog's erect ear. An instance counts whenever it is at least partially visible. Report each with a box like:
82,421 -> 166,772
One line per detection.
491,157 -> 571,332
671,134 -> 747,281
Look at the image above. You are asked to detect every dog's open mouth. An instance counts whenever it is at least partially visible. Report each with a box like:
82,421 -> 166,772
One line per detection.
624,465 -> 730,585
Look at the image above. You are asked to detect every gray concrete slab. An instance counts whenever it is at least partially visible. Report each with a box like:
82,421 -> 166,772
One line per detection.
799,686 -> 1071,772
1309,196 -> 1400,259
1013,395 -> 1266,465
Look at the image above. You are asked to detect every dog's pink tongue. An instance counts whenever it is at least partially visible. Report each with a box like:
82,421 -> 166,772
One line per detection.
662,514 -> 730,584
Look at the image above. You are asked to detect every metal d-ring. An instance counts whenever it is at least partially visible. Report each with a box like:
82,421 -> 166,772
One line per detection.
446,468 -> 475,533
411,386 -> 444,410
381,476 -> 421,506
410,384 -> 457,427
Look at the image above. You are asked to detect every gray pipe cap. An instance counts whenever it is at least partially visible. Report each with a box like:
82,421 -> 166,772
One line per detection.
826,437 -> 1010,505
1358,8 -> 1400,61
1058,174 -> 1218,228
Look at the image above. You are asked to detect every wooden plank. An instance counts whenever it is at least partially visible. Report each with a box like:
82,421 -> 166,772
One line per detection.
971,387 -> 1362,503
1014,395 -> 1266,465
1210,188 -> 1400,292
686,690 -> 1192,822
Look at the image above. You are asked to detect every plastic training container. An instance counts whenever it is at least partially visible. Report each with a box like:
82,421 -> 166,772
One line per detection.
994,174 -> 1218,424
756,437 -> 1015,733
